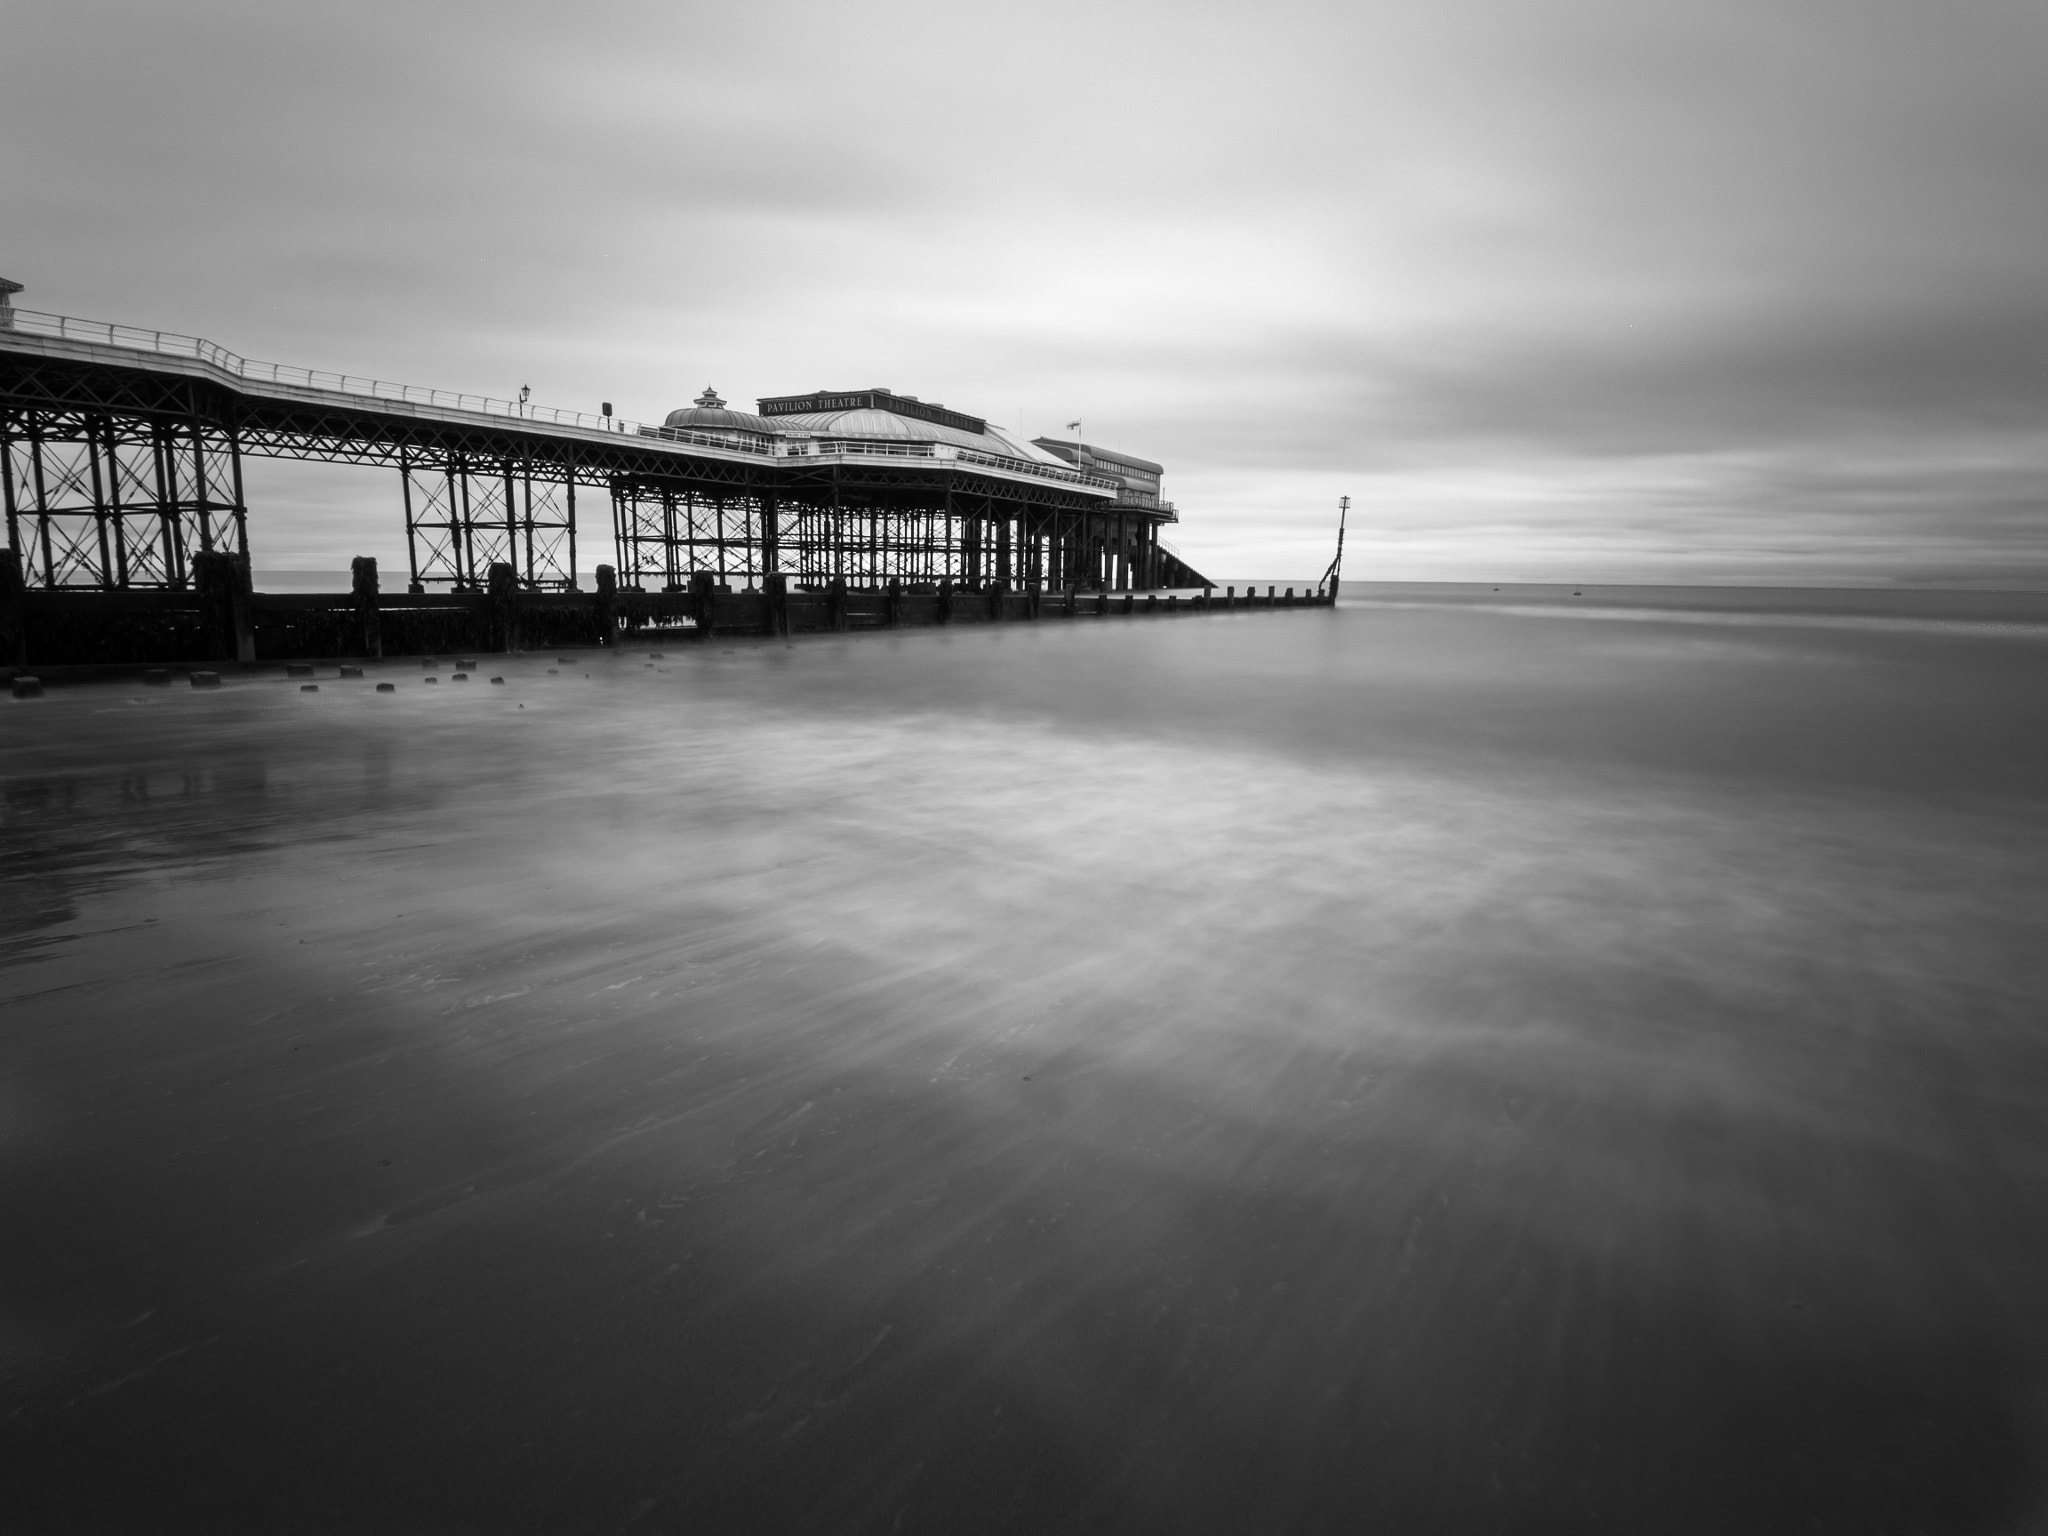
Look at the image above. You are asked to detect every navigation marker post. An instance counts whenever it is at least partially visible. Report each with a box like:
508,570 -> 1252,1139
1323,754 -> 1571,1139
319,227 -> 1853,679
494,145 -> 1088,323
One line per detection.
1320,495 -> 1349,600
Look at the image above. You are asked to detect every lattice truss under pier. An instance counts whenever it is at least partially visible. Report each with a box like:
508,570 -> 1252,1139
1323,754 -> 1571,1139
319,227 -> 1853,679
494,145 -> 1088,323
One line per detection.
612,484 -> 772,591
400,448 -> 578,590
1,410 -> 245,588
781,505 -> 969,588
612,472 -> 1116,594
600,480 -> 1155,594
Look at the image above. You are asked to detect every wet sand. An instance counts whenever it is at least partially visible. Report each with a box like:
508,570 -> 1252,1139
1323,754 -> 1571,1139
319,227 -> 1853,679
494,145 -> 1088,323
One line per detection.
4,599 -> 2047,1532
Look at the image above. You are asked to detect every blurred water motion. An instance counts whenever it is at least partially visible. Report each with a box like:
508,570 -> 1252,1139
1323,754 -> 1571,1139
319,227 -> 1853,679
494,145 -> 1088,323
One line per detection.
4,590 -> 2046,1533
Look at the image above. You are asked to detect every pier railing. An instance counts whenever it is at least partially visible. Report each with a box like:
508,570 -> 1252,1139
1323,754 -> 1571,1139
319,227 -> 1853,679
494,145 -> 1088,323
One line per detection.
3,308 -> 663,437
5,308 -> 1127,494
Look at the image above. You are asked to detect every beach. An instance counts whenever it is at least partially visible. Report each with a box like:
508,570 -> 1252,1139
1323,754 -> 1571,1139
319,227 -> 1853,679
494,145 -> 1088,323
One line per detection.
5,587 -> 2046,1532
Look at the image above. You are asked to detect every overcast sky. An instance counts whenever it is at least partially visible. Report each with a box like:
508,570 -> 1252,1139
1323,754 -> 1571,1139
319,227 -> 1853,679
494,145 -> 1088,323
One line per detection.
6,0 -> 2044,583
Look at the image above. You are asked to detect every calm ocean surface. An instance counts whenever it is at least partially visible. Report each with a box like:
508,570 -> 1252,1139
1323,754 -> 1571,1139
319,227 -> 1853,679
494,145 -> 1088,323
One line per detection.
5,584 -> 2047,1533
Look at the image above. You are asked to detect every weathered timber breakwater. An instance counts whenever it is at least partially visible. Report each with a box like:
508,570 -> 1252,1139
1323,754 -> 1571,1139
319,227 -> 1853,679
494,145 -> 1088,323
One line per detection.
0,550 -> 1330,677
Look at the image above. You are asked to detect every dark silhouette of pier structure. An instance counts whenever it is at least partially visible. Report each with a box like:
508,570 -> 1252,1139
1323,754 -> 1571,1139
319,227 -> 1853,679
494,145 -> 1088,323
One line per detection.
0,302 -> 1204,595
0,294 -> 1330,671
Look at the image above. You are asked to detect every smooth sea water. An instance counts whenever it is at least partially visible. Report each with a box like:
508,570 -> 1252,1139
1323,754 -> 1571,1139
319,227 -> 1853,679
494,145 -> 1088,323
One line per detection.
4,586 -> 2047,1533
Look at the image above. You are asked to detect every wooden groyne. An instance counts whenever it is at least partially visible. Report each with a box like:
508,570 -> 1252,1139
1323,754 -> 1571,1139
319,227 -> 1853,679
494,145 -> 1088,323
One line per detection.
0,551 -> 1332,674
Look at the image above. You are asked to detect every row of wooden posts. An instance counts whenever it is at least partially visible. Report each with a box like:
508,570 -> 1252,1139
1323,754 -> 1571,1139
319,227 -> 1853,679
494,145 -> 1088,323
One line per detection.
0,547 -> 1333,670
623,569 -> 1334,645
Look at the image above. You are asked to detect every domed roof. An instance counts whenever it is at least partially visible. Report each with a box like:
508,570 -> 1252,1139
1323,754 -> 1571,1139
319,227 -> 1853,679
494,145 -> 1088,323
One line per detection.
663,386 -> 776,436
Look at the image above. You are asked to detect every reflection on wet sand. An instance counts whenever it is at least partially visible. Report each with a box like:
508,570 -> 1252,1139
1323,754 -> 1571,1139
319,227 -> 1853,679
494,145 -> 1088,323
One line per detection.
3,598 -> 2046,1532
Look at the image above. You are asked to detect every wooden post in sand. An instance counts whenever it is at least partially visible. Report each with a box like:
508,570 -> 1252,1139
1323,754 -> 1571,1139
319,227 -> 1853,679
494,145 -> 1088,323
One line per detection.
594,564 -> 617,646
351,556 -> 382,657
689,570 -> 717,638
0,548 -> 24,668
487,562 -> 519,652
192,551 -> 255,664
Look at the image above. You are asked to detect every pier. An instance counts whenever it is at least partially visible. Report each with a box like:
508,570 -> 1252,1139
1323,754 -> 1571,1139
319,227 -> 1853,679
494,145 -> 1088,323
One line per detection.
1,291 -> 1333,671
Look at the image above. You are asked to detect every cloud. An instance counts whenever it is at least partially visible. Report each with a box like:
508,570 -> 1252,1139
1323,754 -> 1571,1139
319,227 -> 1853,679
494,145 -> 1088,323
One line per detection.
5,0 -> 2043,580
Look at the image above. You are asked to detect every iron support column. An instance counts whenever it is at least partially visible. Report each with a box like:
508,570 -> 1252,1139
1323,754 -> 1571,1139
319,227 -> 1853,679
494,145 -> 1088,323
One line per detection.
520,459 -> 536,587
187,391 -> 213,554
565,453 -> 578,588
1,413 -> 18,557
228,422 -> 249,559
29,420 -> 55,588
451,459 -> 472,589
400,446 -> 421,592
85,417 -> 113,589
153,424 -> 182,587
503,459 -> 520,586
